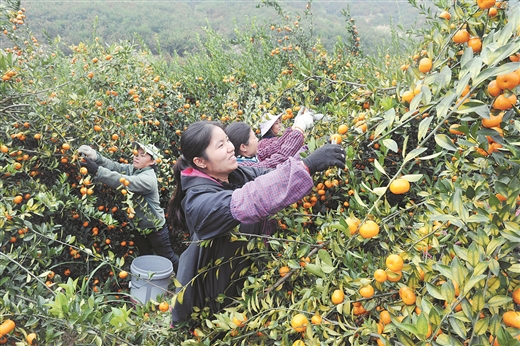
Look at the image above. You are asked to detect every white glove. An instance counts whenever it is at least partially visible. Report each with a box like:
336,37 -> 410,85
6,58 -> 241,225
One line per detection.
78,145 -> 97,160
293,108 -> 315,132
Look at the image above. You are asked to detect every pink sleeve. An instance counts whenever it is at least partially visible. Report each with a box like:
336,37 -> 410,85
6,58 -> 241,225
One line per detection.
258,128 -> 304,162
230,158 -> 313,224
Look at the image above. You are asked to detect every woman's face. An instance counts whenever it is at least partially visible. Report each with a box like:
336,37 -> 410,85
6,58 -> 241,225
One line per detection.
133,148 -> 155,169
241,129 -> 259,157
271,118 -> 282,135
196,126 -> 237,181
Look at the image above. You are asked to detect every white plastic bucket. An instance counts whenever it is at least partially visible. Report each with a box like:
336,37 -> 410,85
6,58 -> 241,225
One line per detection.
129,255 -> 173,304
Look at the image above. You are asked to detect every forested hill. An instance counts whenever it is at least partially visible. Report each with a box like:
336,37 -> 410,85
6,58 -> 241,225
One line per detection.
21,0 -> 426,57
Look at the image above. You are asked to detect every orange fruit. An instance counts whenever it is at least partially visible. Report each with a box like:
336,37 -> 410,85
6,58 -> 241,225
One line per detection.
158,301 -> 169,312
0,319 -> 15,336
468,37 -> 482,52
330,133 -> 342,144
94,125 -> 102,132
279,266 -> 290,277
418,57 -> 432,73
386,254 -> 404,272
439,11 -> 451,20
389,178 -> 410,194
513,287 -> 520,304
503,311 -> 520,328
493,93 -> 517,110
487,80 -> 502,97
62,143 -> 70,150
80,167 -> 88,175
496,72 -> 520,90
380,310 -> 392,325
489,7 -> 498,17
291,313 -> 308,332
402,90 -> 414,103
374,269 -> 388,283
111,134 -> 119,141
386,270 -> 403,282
0,145 -> 8,153
345,216 -> 361,235
482,112 -> 504,128
400,287 -> 417,305
496,193 -> 507,202
13,195 -> 23,204
26,332 -> 37,345
453,29 -> 470,44
359,220 -> 380,239
338,124 -> 348,135
232,313 -> 248,327
355,121 -> 367,133
449,124 -> 464,135
477,0 -> 496,9
118,270 -> 128,279
311,314 -> 322,325
359,284 -> 375,298
331,289 -> 345,305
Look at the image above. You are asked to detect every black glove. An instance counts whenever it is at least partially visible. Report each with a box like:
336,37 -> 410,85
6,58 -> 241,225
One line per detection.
80,157 -> 99,174
303,144 -> 346,174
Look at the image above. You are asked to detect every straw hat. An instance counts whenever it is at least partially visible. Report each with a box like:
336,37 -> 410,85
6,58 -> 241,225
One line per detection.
259,112 -> 283,137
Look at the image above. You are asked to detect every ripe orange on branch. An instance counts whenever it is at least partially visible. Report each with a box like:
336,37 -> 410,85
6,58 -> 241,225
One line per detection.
389,178 -> 410,194
386,254 -> 404,272
493,94 -> 517,110
359,220 -> 380,238
487,80 -> 502,97
418,58 -> 432,73
477,0 -> 496,9
503,311 -> 520,328
291,313 -> 308,332
0,319 -> 15,336
481,112 -> 504,128
359,284 -> 375,298
331,289 -> 345,305
496,72 -> 519,90
453,29 -> 470,44
439,11 -> 451,20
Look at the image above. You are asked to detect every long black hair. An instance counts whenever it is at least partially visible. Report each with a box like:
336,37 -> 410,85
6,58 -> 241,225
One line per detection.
166,121 -> 224,235
225,122 -> 252,156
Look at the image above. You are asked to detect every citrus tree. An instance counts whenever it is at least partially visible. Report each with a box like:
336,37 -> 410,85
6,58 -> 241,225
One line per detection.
1,0 -> 520,345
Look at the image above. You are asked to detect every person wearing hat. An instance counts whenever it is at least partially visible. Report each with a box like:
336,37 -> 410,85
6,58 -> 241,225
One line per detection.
78,142 -> 179,272
254,107 -> 315,164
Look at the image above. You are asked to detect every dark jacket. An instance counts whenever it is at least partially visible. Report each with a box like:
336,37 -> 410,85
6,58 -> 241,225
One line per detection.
171,158 -> 313,323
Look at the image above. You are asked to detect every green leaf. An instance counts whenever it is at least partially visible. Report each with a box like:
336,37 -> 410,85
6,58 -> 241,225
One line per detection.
463,275 -> 486,293
474,317 -> 489,336
432,65 -> 452,96
305,263 -> 326,278
395,322 -> 419,336
435,93 -> 457,119
382,138 -> 398,153
426,282 -> 445,300
416,312 -> 429,337
487,295 -> 512,308
449,316 -> 467,339
418,116 -> 433,141
373,159 -> 387,176
401,174 -> 423,182
404,147 -> 427,163
435,134 -> 458,151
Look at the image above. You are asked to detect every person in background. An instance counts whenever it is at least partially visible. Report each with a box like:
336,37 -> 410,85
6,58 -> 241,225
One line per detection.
166,120 -> 345,325
78,142 -> 180,272
225,108 -> 314,168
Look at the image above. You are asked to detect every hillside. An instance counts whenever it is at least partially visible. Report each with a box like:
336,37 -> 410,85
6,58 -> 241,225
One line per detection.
21,0 -> 425,56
